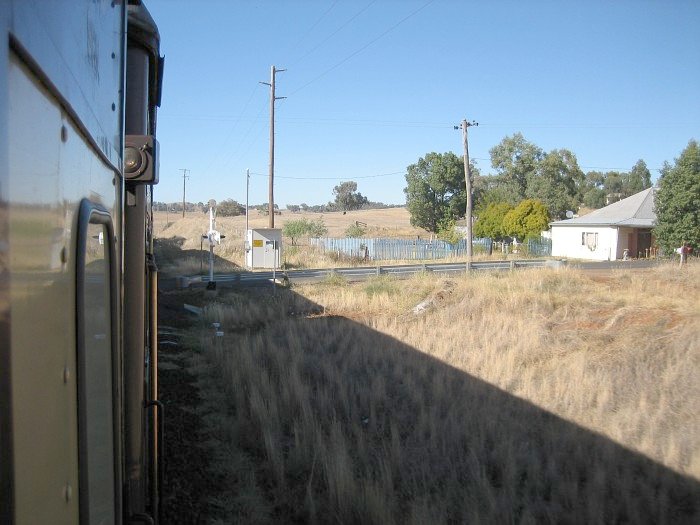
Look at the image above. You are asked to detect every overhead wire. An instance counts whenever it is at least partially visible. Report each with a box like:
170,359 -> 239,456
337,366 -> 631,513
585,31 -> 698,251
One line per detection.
248,170 -> 405,181
218,95 -> 269,171
286,0 -> 341,58
287,0 -> 436,97
201,84 -> 261,175
287,0 -> 377,69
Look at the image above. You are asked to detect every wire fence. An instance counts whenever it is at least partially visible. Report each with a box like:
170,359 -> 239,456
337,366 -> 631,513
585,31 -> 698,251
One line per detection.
310,237 -> 493,261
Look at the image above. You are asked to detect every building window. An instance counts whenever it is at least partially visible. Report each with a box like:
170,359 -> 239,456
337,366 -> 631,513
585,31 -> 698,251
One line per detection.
582,232 -> 598,251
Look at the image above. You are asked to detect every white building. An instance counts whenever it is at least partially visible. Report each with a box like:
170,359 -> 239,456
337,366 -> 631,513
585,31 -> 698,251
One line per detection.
550,187 -> 656,261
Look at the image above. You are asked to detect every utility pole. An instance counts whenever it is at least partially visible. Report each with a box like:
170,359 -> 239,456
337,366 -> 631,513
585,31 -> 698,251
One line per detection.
260,65 -> 286,228
245,168 -> 250,233
456,119 -> 478,257
180,168 -> 190,218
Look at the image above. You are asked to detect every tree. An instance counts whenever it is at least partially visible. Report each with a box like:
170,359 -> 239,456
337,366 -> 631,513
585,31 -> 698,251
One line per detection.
473,202 -> 514,240
478,179 -> 524,207
489,133 -> 544,200
526,149 -> 583,219
502,199 -> 550,241
282,217 -> 329,245
217,199 -> 245,217
623,159 -> 652,197
581,171 -> 607,208
653,140 -> 700,254
603,171 -> 624,198
582,187 -> 606,209
436,218 -> 463,245
282,219 -> 311,246
404,152 -> 475,233
333,181 -> 368,211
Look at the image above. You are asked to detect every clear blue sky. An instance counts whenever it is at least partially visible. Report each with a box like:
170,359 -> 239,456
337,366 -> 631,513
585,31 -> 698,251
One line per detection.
148,0 -> 699,207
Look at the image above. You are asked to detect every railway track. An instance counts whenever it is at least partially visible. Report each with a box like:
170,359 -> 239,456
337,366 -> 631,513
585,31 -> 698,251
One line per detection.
178,259 -> 566,288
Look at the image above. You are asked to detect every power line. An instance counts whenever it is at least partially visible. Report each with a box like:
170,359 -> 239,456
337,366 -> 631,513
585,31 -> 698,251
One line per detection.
248,170 -> 405,180
288,0 -> 377,68
201,84 -> 261,175
158,112 -> 694,132
218,97 -> 269,171
287,0 -> 341,57
288,0 -> 436,96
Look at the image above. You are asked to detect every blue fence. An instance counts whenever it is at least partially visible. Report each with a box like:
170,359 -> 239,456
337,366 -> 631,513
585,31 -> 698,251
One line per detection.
310,237 -> 493,261
527,237 -> 552,256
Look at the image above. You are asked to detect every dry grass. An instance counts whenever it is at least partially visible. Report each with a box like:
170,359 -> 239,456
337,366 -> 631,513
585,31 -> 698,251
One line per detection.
153,208 -> 470,273
154,208 -> 426,245
188,263 -> 699,523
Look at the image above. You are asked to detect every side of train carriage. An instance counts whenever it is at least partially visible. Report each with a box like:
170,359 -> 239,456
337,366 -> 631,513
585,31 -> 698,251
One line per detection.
1,1 -> 165,524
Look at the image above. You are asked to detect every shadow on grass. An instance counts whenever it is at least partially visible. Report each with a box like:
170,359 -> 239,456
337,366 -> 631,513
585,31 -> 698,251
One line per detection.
161,285 -> 700,524
154,236 -> 243,277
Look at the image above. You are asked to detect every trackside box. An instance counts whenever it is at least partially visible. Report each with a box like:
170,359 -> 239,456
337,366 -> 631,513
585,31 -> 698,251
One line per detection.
245,228 -> 282,269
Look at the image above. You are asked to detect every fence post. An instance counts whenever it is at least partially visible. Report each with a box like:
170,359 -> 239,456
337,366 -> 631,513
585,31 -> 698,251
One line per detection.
376,266 -> 381,276
510,260 -> 516,271
465,261 -> 472,273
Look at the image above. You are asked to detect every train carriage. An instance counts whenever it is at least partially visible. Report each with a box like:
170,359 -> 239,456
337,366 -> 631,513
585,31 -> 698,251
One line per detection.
0,1 -> 164,523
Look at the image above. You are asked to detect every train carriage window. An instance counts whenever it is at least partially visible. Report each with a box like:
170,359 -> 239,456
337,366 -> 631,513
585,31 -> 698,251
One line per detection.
77,201 -> 118,525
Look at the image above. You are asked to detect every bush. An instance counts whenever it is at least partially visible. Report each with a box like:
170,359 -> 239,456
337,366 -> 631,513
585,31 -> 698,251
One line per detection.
345,223 -> 366,238
282,217 -> 328,245
436,219 -> 463,245
282,219 -> 312,246
307,217 -> 328,237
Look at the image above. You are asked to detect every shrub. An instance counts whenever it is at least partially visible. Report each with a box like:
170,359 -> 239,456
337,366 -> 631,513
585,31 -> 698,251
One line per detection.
345,223 -> 366,238
282,219 -> 312,246
307,217 -> 328,237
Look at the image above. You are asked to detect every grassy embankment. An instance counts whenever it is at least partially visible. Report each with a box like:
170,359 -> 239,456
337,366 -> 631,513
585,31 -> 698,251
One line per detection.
185,263 -> 699,523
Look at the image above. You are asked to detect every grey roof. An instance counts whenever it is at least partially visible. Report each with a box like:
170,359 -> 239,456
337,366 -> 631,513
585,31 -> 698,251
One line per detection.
551,187 -> 656,228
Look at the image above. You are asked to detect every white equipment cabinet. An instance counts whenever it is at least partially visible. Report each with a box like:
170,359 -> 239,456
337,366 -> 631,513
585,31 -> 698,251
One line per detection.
246,228 -> 282,269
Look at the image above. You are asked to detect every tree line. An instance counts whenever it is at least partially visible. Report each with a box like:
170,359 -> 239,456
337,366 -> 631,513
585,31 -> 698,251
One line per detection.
404,132 -> 654,241
404,134 -> 699,252
154,181 -> 400,218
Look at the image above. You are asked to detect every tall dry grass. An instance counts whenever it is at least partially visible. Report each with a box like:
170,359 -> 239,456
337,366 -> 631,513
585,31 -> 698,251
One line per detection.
192,263 -> 699,523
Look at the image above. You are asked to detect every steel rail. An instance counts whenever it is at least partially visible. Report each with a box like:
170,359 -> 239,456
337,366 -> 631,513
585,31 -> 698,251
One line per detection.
181,259 -> 564,288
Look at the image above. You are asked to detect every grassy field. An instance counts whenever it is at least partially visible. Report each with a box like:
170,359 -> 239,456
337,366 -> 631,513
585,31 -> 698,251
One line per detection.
154,208 -> 507,275
154,208 -> 438,273
176,262 -> 700,523
154,207 -> 427,246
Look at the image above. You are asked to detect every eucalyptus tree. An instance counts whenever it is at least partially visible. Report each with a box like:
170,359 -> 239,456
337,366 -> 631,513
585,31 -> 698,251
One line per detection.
489,133 -> 544,201
404,152 -> 479,233
332,181 -> 368,211
654,140 -> 700,254
526,149 -> 584,219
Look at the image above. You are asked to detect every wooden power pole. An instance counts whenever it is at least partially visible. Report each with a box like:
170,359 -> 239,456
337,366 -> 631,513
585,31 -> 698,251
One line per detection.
180,168 -> 189,218
260,65 -> 286,228
458,119 -> 478,257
